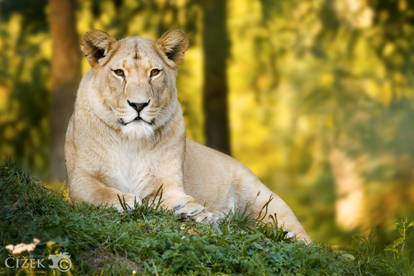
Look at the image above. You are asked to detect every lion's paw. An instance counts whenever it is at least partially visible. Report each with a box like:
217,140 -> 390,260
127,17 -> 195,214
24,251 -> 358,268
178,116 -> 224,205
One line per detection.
194,211 -> 220,224
173,202 -> 218,224
174,202 -> 205,218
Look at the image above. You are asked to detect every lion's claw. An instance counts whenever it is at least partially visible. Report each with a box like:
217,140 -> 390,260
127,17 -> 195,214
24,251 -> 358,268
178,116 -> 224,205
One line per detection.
194,211 -> 219,224
285,231 -> 296,241
176,207 -> 205,219
172,201 -> 218,223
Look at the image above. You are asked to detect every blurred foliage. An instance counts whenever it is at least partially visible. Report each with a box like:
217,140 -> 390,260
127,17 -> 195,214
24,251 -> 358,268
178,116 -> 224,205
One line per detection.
0,0 -> 414,253
0,0 -> 50,174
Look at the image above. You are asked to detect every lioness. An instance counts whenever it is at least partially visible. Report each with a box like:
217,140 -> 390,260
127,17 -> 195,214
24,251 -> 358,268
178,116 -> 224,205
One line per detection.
65,30 -> 311,243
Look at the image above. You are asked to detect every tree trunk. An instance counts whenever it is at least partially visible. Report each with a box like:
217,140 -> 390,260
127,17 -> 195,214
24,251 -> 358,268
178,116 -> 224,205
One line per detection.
49,0 -> 81,180
329,147 -> 365,230
201,0 -> 231,154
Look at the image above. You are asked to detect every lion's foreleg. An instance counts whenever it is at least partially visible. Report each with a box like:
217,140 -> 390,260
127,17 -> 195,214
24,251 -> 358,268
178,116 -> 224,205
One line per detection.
69,173 -> 139,211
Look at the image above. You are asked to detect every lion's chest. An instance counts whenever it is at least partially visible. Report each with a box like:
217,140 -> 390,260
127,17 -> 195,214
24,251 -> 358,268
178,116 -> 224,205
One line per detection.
103,142 -> 157,197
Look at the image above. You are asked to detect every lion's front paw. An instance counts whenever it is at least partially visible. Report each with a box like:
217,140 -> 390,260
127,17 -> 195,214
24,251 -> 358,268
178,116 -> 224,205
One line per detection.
174,202 -> 205,218
193,211 -> 220,224
173,202 -> 218,224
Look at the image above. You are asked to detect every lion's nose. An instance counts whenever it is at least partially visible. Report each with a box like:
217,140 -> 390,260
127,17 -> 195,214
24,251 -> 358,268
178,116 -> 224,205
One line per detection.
127,100 -> 150,113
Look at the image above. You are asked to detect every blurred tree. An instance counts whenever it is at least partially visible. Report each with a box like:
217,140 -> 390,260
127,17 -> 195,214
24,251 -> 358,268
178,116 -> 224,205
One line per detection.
49,0 -> 81,180
201,0 -> 231,154
0,0 -> 50,174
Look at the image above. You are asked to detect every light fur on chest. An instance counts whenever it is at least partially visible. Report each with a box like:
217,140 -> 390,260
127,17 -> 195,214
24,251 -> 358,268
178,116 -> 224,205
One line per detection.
99,140 -> 158,198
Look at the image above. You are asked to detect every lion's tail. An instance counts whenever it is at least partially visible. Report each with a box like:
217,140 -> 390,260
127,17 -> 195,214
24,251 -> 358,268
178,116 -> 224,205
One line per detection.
236,168 -> 311,243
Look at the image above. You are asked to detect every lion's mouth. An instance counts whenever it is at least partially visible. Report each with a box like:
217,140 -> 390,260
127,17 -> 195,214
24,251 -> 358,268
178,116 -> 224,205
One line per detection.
134,116 -> 154,125
118,116 -> 154,126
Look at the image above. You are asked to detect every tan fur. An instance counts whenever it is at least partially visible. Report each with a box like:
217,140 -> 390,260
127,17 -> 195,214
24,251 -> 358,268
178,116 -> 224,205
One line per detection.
65,30 -> 311,243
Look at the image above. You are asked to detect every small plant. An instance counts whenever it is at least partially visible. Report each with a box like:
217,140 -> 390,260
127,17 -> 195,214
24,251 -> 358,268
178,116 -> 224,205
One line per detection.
221,204 -> 256,230
385,218 -> 414,274
118,184 -> 166,220
257,214 -> 288,242
255,195 -> 289,242
386,218 -> 414,257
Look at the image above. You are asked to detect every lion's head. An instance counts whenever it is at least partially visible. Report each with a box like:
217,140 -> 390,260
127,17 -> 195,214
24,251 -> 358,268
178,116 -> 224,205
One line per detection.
80,30 -> 188,140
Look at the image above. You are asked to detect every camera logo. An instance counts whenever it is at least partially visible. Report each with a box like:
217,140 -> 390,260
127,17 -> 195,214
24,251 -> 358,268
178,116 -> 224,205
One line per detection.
48,252 -> 72,272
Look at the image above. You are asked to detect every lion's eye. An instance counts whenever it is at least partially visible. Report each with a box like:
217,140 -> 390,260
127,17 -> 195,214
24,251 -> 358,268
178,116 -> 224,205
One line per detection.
150,69 -> 160,78
113,69 -> 125,77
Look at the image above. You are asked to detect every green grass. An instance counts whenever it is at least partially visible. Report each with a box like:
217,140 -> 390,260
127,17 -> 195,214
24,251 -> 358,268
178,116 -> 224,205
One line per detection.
0,162 -> 412,275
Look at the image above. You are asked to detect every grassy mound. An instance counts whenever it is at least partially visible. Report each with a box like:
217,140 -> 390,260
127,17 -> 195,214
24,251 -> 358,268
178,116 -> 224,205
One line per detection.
0,162 -> 412,275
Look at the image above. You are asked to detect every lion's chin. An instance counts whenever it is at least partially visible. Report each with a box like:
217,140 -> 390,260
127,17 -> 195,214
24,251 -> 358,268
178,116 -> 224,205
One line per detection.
120,120 -> 155,140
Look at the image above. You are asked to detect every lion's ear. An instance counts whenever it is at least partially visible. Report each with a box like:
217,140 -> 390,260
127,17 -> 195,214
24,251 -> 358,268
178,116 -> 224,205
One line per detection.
81,30 -> 118,67
155,30 -> 189,66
